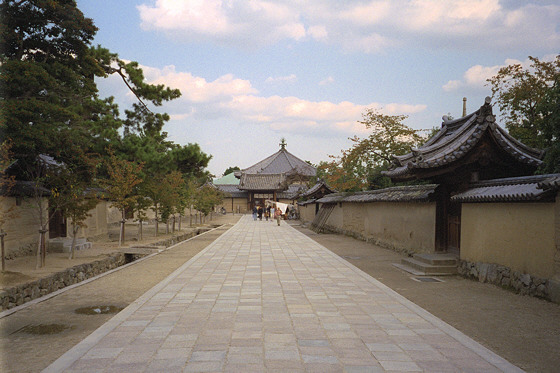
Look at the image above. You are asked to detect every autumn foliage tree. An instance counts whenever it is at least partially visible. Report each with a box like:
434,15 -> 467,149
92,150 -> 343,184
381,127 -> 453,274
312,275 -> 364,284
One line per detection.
319,109 -> 425,192
103,152 -> 143,246
194,184 -> 224,220
54,177 -> 98,259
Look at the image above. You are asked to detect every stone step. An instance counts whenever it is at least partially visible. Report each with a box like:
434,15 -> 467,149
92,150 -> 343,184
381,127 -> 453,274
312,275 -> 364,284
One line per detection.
48,238 -> 92,253
400,257 -> 457,275
413,253 -> 458,266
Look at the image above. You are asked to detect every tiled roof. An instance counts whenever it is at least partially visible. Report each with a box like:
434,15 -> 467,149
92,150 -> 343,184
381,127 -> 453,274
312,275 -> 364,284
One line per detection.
316,184 -> 437,204
236,148 -> 316,177
299,180 -> 336,199
278,184 -> 308,199
238,174 -> 287,191
213,172 -> 240,185
383,97 -> 544,181
1,180 -> 51,197
538,175 -> 560,190
451,174 -> 560,202
214,184 -> 247,198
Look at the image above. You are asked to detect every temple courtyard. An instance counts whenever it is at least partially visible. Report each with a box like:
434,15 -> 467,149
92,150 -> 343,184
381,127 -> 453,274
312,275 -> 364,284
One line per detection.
1,214 -> 559,372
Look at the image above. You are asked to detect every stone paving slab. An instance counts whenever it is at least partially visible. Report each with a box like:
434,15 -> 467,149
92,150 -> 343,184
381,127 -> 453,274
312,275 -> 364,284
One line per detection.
43,215 -> 524,373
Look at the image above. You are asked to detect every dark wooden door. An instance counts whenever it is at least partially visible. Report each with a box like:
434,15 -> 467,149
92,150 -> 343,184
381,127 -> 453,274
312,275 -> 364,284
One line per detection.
49,208 -> 67,238
447,202 -> 461,254
435,188 -> 461,254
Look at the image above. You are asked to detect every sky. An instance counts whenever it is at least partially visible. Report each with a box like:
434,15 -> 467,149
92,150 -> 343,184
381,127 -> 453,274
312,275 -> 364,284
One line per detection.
76,0 -> 560,178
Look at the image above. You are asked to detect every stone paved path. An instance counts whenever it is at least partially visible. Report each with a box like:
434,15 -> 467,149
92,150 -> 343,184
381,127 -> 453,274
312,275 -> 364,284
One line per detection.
43,215 -> 523,372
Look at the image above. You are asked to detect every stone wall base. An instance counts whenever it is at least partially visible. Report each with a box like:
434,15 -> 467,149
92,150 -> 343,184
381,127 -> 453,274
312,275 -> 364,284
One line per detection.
318,224 -> 559,304
0,230 -> 201,311
457,260 -> 555,303
321,224 -> 417,257
0,253 -> 127,310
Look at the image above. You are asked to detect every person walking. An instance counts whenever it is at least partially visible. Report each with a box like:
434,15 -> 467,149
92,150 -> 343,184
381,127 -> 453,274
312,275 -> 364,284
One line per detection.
270,206 -> 275,223
252,206 -> 257,221
274,207 -> 282,226
258,206 -> 263,221
266,205 -> 271,221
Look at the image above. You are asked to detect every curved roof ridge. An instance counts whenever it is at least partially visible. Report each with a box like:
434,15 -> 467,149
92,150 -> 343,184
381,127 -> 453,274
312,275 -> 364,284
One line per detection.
383,97 -> 544,181
490,123 -> 545,165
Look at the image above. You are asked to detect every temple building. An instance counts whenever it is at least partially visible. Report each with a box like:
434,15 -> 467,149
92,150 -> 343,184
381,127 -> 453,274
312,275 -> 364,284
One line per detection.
215,139 -> 316,212
382,96 -> 546,253
299,98 -> 560,302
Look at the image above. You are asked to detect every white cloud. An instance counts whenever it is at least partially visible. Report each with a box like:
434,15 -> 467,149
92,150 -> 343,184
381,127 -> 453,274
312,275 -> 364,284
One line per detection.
265,74 -> 298,84
137,0 -> 560,53
144,65 -> 258,103
442,80 -> 462,92
319,76 -> 334,86
138,0 -> 306,47
442,57 -> 530,92
139,65 -> 426,137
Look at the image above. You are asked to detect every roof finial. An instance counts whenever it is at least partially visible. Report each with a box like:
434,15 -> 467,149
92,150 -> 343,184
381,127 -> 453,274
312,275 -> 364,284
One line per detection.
462,97 -> 467,117
280,138 -> 287,149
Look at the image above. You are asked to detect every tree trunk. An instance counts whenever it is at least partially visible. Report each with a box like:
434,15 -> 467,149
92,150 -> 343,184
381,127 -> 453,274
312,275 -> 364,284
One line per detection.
69,225 -> 78,259
155,206 -> 159,237
166,219 -> 169,234
138,219 -> 143,241
172,215 -> 176,233
37,228 -> 48,269
119,210 -> 126,246
178,215 -> 182,231
1,230 -> 6,272
36,232 -> 42,270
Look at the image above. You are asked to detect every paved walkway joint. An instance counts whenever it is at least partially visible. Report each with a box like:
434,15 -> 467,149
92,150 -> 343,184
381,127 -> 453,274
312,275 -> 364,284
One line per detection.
43,215 -> 523,372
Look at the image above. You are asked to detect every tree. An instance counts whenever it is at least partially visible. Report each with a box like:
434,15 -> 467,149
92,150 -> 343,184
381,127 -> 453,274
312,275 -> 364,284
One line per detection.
0,0 -> 101,175
160,171 -> 185,234
0,140 -> 17,271
320,109 -> 425,192
1,0 -> 183,179
1,0 -> 218,262
53,178 -> 98,259
132,194 -> 151,241
536,76 -> 560,173
194,184 -> 224,220
487,55 -> 560,151
143,173 -> 168,236
223,166 -> 240,176
103,152 -> 143,246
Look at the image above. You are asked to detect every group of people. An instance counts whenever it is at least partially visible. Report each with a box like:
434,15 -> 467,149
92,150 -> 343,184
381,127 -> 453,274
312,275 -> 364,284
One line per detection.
252,204 -> 283,225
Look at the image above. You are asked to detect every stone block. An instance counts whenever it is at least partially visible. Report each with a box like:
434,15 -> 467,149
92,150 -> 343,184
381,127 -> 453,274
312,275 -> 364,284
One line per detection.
548,279 -> 560,304
48,237 -> 91,253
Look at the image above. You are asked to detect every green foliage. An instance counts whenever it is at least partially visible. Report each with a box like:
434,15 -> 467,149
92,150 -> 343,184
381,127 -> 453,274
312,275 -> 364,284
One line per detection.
319,109 -> 425,192
536,76 -> 560,173
1,0 -> 218,247
223,166 -> 240,176
0,0 -> 102,174
194,185 -> 224,216
0,140 -> 17,232
488,55 -> 560,151
103,151 -> 143,215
